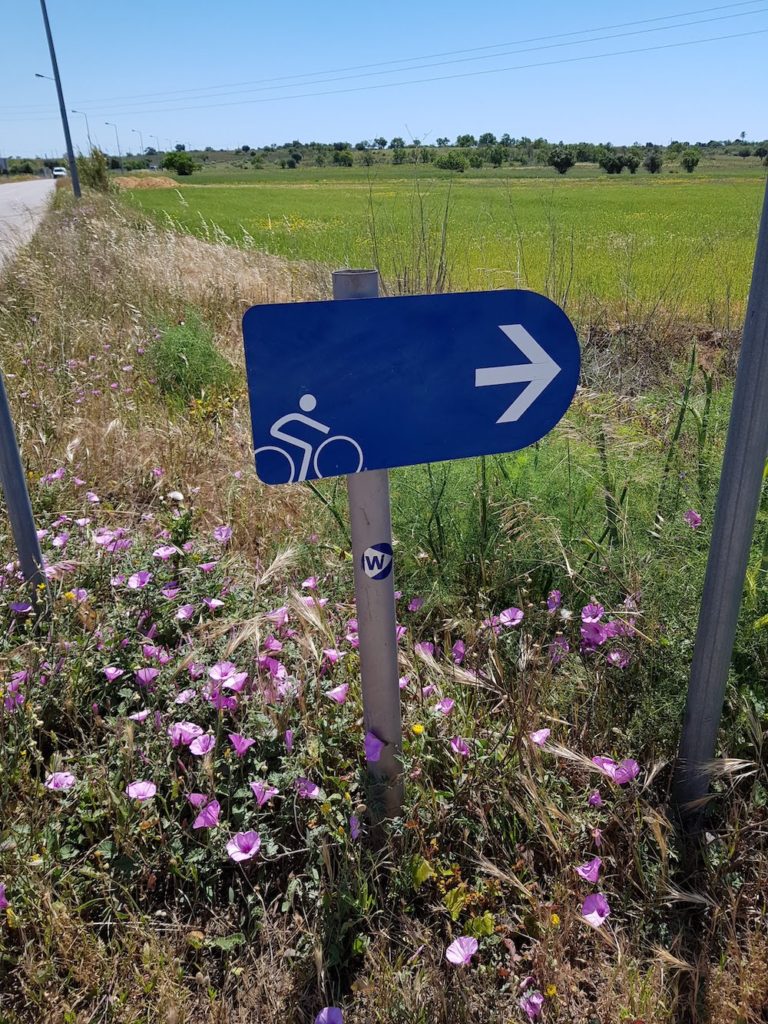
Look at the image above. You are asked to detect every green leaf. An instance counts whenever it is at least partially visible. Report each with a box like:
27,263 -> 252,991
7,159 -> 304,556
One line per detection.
411,855 -> 435,888
443,886 -> 467,921
205,932 -> 245,952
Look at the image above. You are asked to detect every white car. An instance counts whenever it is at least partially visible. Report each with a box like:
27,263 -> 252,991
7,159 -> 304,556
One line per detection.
52,166 -> 67,178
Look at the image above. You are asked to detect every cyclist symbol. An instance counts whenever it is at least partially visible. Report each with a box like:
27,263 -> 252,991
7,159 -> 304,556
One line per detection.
256,394 -> 364,483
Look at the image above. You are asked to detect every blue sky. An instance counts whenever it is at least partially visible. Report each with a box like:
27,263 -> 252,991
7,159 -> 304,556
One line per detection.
1,0 -> 766,157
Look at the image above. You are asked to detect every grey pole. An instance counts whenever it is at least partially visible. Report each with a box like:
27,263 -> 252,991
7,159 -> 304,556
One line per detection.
0,371 -> 44,590
132,129 -> 144,159
333,269 -> 404,819
71,109 -> 92,151
674,176 -> 768,815
105,123 -> 123,173
38,0 -> 81,199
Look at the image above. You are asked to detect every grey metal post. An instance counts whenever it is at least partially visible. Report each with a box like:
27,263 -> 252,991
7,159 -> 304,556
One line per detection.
333,269 -> 404,819
105,123 -> 123,173
0,371 -> 44,589
71,110 -> 92,151
39,0 -> 81,199
674,176 -> 768,814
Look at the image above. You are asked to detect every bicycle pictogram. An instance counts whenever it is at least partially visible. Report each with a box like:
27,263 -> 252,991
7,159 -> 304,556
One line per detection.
255,394 -> 364,483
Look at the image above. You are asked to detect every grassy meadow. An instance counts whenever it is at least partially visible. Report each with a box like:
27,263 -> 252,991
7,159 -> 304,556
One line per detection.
0,169 -> 766,1024
127,160 -> 766,325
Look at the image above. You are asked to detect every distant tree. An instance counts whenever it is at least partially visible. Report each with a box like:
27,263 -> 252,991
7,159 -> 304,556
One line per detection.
764,155 -> 768,167
643,151 -> 663,174
737,146 -> 753,158
468,154 -> 483,168
478,132 -> 497,146
547,147 -> 576,175
456,134 -> 476,147
241,145 -> 251,153
500,133 -> 513,147
174,143 -> 186,152
488,145 -> 506,167
623,150 -> 641,174
332,141 -> 350,151
360,151 -> 376,166
419,148 -> 433,163
144,146 -> 157,156
389,137 -> 405,149
354,140 -> 369,151
599,152 -> 624,175
754,145 -> 768,158
285,158 -> 297,169
204,146 -> 214,152
434,152 -> 468,172
680,148 -> 700,173
332,149 -> 354,166
315,151 -> 326,167
411,138 -> 422,147
391,146 -> 407,165
162,151 -> 196,176
289,150 -> 303,163
373,137 -> 387,149
435,137 -> 450,147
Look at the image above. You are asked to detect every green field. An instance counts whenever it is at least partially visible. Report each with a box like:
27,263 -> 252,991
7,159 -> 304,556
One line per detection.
128,160 -> 766,323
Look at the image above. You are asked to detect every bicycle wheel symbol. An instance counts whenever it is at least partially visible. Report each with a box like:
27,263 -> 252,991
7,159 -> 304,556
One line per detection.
255,445 -> 297,484
313,435 -> 364,478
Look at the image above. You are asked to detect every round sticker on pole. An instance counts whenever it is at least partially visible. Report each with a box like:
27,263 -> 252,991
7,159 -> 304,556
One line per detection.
361,543 -> 393,580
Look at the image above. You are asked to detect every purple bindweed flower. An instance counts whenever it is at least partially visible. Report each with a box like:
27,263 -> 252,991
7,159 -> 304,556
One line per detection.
588,790 -> 604,808
315,1009 -> 343,1024
45,771 -> 76,791
136,667 -> 160,688
190,734 -> 216,756
103,666 -> 124,682
174,688 -> 196,704
591,756 -> 640,785
284,729 -> 294,753
199,560 -> 218,573
575,856 -> 602,883
684,508 -> 702,529
250,781 -> 278,806
153,545 -> 178,561
266,605 -> 289,627
228,733 -> 255,757
203,597 -> 224,611
127,571 -> 152,590
193,799 -> 221,829
10,602 -> 32,615
399,676 -> 410,690
0,883 -> 8,910
445,935 -> 478,966
592,827 -> 603,848
607,649 -> 630,669
581,892 -> 611,928
227,830 -> 261,862
436,698 -> 455,716
408,597 -> 424,612
129,709 -> 150,723
528,728 -> 551,747
547,590 -> 562,612
451,639 -> 466,665
302,576 -> 318,590
451,736 -> 471,758
349,815 -> 361,840
187,793 -> 208,808
322,648 -> 345,665
168,721 -> 203,747
213,524 -> 233,544
581,602 -> 605,623
125,780 -> 156,801
580,621 -> 608,651
364,731 -> 385,762
500,607 -> 524,628
326,683 -> 349,705
296,777 -> 320,800
519,990 -> 545,1021
414,641 -> 434,657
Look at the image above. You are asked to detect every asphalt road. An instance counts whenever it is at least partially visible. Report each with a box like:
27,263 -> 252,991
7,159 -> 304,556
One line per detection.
0,179 -> 55,269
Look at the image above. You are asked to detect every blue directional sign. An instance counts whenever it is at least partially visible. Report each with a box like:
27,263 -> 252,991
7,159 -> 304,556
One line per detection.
242,289 -> 579,485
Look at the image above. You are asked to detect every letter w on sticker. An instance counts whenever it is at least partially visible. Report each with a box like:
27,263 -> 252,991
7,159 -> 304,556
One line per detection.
362,543 -> 393,580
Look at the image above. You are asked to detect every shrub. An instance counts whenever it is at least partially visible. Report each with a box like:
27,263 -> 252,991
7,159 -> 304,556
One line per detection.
332,150 -> 353,167
76,147 -> 113,192
547,147 -> 576,175
599,153 -> 625,175
643,151 -> 664,174
468,154 -> 483,169
680,149 -> 700,173
162,151 -> 197,176
434,152 -> 468,173
146,316 -> 239,407
623,151 -> 641,174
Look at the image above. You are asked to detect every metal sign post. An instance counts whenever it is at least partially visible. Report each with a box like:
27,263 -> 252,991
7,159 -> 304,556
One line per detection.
333,270 -> 404,818
674,177 -> 768,817
0,370 -> 44,590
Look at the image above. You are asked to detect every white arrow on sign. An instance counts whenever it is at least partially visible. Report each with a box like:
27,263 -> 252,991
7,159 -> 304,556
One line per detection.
474,324 -> 562,423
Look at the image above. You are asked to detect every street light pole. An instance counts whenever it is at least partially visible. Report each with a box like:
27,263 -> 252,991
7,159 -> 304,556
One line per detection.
131,128 -> 144,158
105,122 -> 123,172
72,109 -> 92,150
36,0 -> 81,199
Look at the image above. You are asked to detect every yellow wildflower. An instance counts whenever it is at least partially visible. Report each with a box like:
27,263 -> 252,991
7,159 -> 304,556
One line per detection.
545,984 -> 557,998
550,912 -> 561,926
411,723 -> 425,735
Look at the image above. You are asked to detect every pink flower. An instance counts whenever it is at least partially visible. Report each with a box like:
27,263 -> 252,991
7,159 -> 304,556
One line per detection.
450,736 -> 470,758
213,524 -> 233,544
250,781 -> 278,806
199,560 -> 218,573
592,827 -> 603,848
580,621 -> 608,651
45,771 -> 76,791
127,571 -> 152,590
547,590 -> 562,612
607,650 -> 630,669
174,688 -> 196,704
445,935 -> 478,966
227,830 -> 261,862
302,576 -> 318,590
125,780 -> 156,801
500,607 -> 524,627
129,709 -> 150,722
528,728 -> 551,747
588,790 -> 603,807
103,666 -> 124,682
519,991 -> 545,1020
364,731 -> 385,762
0,883 -> 8,910
284,729 -> 294,753
315,1010 -> 343,1024
575,856 -> 602,883
326,683 -> 349,704
436,698 -> 455,716
296,777 -> 320,799
203,597 -> 224,611
136,667 -> 160,687
581,602 -> 604,623
408,597 -> 424,612
322,648 -> 345,665
399,676 -> 410,690
266,606 -> 289,627
684,508 -> 702,529
190,734 -> 216,756
153,545 -> 178,561
414,641 -> 434,657
187,792 -> 208,808
451,640 -> 466,664
193,799 -> 221,829
591,756 -> 640,785
228,733 -> 255,757
581,892 -> 611,928
168,721 -> 203,747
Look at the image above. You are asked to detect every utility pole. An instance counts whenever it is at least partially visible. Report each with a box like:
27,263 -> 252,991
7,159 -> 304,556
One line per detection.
105,122 -> 123,172
71,109 -> 92,150
131,128 -> 144,158
38,0 -> 80,198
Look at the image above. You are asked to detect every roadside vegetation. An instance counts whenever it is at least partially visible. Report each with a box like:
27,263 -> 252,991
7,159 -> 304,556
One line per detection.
0,182 -> 767,1023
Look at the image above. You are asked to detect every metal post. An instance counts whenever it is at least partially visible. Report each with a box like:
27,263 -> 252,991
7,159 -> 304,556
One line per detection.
674,176 -> 768,815
132,129 -> 144,159
333,269 -> 404,819
105,123 -> 123,173
71,110 -> 92,151
38,0 -> 81,199
0,371 -> 44,590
